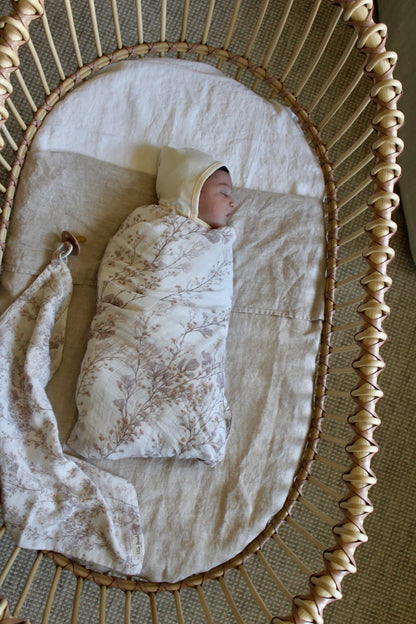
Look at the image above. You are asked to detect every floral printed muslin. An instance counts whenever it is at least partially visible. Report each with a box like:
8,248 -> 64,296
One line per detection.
0,251 -> 144,574
68,205 -> 235,465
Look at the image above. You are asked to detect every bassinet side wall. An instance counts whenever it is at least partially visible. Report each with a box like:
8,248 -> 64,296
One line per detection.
0,1 -> 402,623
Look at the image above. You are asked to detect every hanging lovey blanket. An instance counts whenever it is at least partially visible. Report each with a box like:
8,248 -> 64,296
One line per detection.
0,246 -> 144,575
68,204 -> 235,465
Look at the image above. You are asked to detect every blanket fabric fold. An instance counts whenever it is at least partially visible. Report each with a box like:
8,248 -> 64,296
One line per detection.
0,250 -> 144,575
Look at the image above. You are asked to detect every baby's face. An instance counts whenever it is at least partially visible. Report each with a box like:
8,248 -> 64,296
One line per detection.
198,170 -> 235,228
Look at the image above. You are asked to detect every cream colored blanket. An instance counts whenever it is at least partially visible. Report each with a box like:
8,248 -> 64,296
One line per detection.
0,249 -> 144,575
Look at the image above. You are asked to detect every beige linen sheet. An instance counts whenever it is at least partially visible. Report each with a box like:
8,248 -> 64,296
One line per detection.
33,57 -> 325,200
0,151 -> 325,581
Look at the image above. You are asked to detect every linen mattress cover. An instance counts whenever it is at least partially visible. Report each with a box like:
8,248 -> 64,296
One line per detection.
0,58 -> 326,582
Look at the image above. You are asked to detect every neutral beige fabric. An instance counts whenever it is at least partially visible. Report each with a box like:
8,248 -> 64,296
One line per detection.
0,253 -> 144,575
0,159 -> 157,296
0,150 -> 325,581
231,186 -> 325,321
32,57 -> 325,200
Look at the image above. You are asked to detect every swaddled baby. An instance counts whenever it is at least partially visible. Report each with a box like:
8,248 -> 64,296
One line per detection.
67,146 -> 236,466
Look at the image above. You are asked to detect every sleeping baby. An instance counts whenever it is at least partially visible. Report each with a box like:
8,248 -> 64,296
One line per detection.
67,146 -> 236,466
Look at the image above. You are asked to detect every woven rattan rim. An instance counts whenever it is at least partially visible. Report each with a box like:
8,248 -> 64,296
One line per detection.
0,1 -> 403,622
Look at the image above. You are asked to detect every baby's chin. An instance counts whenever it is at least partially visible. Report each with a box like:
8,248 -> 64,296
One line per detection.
206,221 -> 229,229
208,217 -> 233,229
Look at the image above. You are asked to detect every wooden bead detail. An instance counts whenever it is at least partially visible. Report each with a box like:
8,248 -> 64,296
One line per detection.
362,243 -> 394,266
348,409 -> 381,431
353,353 -> 385,376
371,161 -> 401,185
365,217 -> 397,240
333,522 -> 368,544
357,22 -> 387,49
293,597 -> 324,624
372,108 -> 404,130
351,381 -> 383,401
366,49 -> 397,74
0,597 -> 31,623
343,466 -> 377,489
310,574 -> 342,600
324,549 -> 357,574
340,495 -> 374,516
0,1 -> 44,132
346,436 -> 379,458
357,298 -> 390,319
287,0 -> 402,618
360,271 -> 392,292
342,0 -> 372,23
370,78 -> 403,104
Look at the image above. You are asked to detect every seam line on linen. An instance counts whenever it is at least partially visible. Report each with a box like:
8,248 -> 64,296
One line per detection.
231,306 -> 323,322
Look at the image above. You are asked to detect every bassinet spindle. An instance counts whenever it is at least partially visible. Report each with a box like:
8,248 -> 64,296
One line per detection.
0,1 -> 402,623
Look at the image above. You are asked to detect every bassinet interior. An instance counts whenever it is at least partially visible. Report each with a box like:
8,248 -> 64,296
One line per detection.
0,1 -> 402,623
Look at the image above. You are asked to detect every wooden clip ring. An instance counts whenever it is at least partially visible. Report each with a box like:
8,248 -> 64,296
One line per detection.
61,231 -> 81,256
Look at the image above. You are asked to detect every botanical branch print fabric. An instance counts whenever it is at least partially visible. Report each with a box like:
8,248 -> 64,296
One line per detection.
0,252 -> 144,575
68,205 -> 235,466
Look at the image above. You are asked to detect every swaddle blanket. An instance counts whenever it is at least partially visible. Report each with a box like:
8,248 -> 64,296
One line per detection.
68,147 -> 235,465
0,249 -> 144,575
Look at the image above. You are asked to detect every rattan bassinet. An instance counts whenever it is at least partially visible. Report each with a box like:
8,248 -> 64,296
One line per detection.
0,0 -> 402,623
